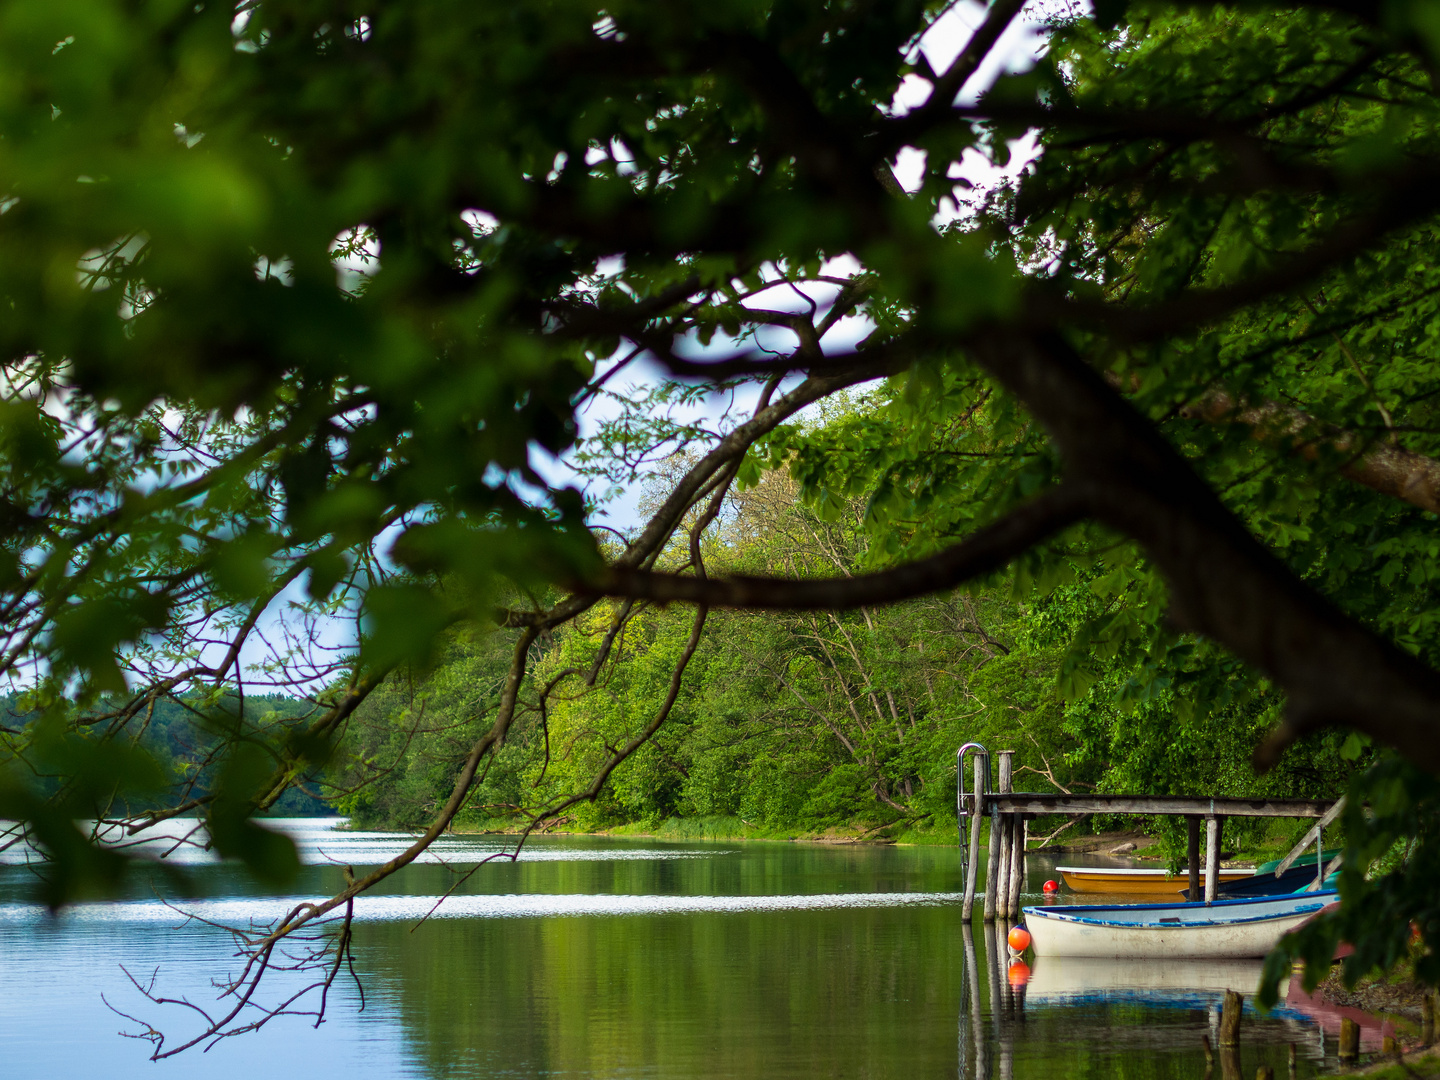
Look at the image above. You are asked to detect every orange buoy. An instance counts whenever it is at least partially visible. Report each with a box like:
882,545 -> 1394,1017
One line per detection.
1007,925 -> 1032,953
1043,879 -> 1059,893
1007,960 -> 1031,987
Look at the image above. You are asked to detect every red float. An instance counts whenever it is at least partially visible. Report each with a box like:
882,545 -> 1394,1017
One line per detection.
1007,925 -> 1032,953
1042,879 -> 1059,893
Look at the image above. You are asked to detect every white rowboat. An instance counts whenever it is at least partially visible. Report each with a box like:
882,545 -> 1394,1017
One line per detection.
1023,892 -> 1335,959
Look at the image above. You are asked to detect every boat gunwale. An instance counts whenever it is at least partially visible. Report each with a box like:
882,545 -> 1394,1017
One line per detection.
1055,866 -> 1252,877
1021,890 -> 1335,930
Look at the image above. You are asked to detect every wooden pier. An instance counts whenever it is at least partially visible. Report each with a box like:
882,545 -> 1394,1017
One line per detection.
957,743 -> 1342,922
986,794 -> 1333,818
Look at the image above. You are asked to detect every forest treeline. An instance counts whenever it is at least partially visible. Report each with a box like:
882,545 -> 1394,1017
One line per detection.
0,692 -> 330,818
331,420 -> 1358,855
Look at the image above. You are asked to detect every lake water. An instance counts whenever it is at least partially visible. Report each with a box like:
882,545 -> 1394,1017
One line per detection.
0,820 -> 1390,1078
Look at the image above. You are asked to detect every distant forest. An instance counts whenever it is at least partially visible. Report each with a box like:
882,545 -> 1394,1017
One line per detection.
0,692 -> 330,818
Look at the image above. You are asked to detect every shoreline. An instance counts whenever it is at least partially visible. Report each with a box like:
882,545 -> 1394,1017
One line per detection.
362,816 -> 1164,855
338,816 -> 1297,865
444,820 -> 942,846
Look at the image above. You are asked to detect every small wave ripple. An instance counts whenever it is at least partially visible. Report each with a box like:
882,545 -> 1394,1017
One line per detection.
0,889 -> 963,927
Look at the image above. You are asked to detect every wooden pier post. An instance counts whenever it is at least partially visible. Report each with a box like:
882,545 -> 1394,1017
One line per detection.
1219,990 -> 1242,1047
962,755 -> 985,919
1218,991 -> 1246,1080
1287,1042 -> 1297,1080
1187,816 -> 1201,901
995,752 -> 1014,919
983,801 -> 1002,921
1338,1017 -> 1359,1062
1423,989 -> 1436,1046
1205,816 -> 1221,904
982,814 -> 1001,921
1008,815 -> 1025,917
997,814 -> 1013,919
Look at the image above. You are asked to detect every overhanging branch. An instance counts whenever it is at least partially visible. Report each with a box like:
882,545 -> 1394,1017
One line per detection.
1043,168 -> 1440,342
877,0 -> 1030,152
969,330 -> 1440,770
582,485 -> 1088,609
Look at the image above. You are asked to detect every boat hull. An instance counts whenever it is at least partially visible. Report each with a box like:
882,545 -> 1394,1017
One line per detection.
1184,861 -> 1338,901
1024,893 -> 1335,959
1058,866 -> 1251,896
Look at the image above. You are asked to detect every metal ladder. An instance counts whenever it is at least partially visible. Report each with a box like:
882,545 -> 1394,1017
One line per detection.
956,741 -> 990,869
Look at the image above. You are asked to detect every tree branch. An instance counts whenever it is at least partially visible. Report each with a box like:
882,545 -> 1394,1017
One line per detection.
1043,168 -> 1440,341
1182,389 -> 1440,515
582,484 -> 1088,609
498,365 -> 884,631
969,329 -> 1440,769
878,0 -> 1031,151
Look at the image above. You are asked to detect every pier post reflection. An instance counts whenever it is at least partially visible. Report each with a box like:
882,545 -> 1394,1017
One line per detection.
983,916 -> 1001,1038
958,922 -> 989,1080
992,921 -> 1014,1080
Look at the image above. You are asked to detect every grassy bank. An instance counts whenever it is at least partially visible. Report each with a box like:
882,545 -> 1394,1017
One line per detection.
387,812 -> 1326,862
411,814 -> 1318,858
444,814 -> 963,846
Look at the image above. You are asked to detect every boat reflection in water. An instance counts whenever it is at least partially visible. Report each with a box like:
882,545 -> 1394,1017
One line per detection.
955,923 -> 1393,1080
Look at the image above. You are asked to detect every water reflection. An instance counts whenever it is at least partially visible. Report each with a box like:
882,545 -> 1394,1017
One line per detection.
955,922 -> 1362,1080
0,824 -> 1394,1079
0,816 -> 737,867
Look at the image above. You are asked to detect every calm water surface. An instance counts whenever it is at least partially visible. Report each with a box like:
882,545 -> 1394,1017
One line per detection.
0,820 -> 1384,1078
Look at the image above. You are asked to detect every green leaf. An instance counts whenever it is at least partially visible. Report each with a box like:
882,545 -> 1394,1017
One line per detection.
361,584 -> 454,672
211,530 -> 278,600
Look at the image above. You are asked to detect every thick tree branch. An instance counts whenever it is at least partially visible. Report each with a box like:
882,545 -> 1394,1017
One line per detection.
969,330 -> 1440,769
878,0 -> 1031,151
650,338 -> 913,381
1043,169 -> 1440,341
1183,389 -> 1440,515
497,366 -> 882,631
582,485 -> 1088,609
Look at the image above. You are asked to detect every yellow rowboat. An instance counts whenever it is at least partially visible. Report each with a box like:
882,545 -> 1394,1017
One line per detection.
1057,866 -> 1252,896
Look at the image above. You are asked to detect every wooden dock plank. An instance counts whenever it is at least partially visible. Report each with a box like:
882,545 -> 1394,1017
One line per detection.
987,794 -> 1334,818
